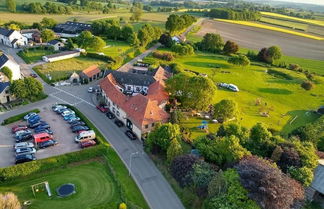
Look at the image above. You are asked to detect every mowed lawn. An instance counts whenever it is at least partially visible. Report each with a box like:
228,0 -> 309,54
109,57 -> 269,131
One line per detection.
146,50 -> 323,137
18,49 -> 54,64
91,40 -> 133,58
34,56 -> 106,80
0,161 -> 120,209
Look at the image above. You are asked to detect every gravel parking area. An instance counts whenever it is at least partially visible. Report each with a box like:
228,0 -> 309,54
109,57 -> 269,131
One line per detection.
0,104 -> 81,168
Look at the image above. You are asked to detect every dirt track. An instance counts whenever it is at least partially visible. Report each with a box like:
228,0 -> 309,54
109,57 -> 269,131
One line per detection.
197,20 -> 324,60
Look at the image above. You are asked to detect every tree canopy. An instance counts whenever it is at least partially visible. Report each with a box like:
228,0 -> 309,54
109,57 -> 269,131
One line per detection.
213,99 -> 238,122
197,33 -> 224,53
165,14 -> 196,35
41,29 -> 55,42
228,55 -> 250,68
170,154 -> 199,187
223,40 -> 239,55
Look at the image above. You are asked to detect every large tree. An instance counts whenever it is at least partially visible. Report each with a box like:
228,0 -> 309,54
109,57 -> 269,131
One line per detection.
91,36 -> 106,51
236,156 -> 304,209
6,0 -> 16,12
41,29 -> 55,42
258,46 -> 282,64
121,24 -> 134,41
130,7 -> 142,22
159,33 -> 173,48
223,40 -> 239,55
166,73 -> 217,111
198,33 -> 223,53
213,99 -> 238,122
40,17 -> 57,29
190,161 -> 216,197
167,138 -> 183,163
170,154 -> 199,187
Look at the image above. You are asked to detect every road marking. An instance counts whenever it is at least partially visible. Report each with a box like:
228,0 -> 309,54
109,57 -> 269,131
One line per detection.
53,87 -> 95,107
0,145 -> 12,148
49,94 -> 72,106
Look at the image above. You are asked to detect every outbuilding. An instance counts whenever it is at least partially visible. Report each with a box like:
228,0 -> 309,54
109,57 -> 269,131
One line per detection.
48,40 -> 65,51
80,65 -> 101,83
42,50 -> 80,63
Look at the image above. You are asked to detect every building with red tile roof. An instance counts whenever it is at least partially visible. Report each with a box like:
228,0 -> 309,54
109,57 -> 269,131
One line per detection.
80,65 -> 101,82
100,66 -> 170,138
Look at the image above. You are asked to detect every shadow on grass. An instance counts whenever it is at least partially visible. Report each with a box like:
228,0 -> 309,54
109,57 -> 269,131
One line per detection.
183,61 -> 230,69
258,88 -> 293,95
281,109 -> 320,136
266,79 -> 301,85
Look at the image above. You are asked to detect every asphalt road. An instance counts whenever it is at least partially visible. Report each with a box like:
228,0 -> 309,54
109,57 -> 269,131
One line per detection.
0,45 -> 185,209
197,19 -> 324,60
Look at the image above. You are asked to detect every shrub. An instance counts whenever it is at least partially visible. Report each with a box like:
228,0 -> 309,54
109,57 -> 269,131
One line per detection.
152,51 -> 174,61
84,52 -> 115,63
1,109 -> 40,125
288,64 -> 301,71
301,80 -> 314,90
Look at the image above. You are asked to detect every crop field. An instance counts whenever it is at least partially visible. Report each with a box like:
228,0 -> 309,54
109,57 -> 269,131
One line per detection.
33,56 -> 106,80
215,19 -> 324,40
260,12 -> 324,26
260,16 -> 308,31
0,161 -> 120,209
145,49 -> 323,138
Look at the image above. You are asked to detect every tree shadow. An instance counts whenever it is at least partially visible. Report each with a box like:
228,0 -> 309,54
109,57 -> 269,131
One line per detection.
258,88 -> 293,95
183,61 -> 230,69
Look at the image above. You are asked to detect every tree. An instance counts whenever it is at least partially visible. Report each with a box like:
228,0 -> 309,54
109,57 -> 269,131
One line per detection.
206,169 -> 260,209
190,161 -> 216,197
40,17 -> 57,29
166,73 -> 217,111
258,46 -> 282,64
6,0 -> 16,12
223,40 -> 239,55
41,29 -> 55,42
146,123 -> 181,152
167,138 -> 183,163
130,7 -> 142,22
66,38 -> 76,50
216,123 -> 249,142
121,24 -> 134,41
7,24 -> 19,30
207,170 -> 227,198
276,145 -> 301,173
301,80 -> 314,90
91,36 -> 106,51
159,33 -> 173,48
213,99 -> 238,122
127,32 -> 140,47
171,44 -> 194,56
0,192 -> 21,209
228,55 -> 250,68
170,154 -> 199,187
198,33 -> 223,53
236,156 -> 304,209
76,31 -> 93,49
194,135 -> 250,167
10,79 -> 28,99
24,77 -> 43,98
0,66 -> 13,81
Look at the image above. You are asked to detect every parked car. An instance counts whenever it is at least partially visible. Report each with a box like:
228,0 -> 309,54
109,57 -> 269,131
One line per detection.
30,73 -> 37,78
227,84 -> 239,92
34,128 -> 54,135
52,105 -> 67,112
63,114 -> 77,120
29,120 -> 47,128
28,115 -> 41,124
72,126 -> 89,133
88,87 -> 93,93
35,123 -> 50,130
80,139 -> 96,148
12,125 -> 28,133
96,105 -> 109,113
75,130 -> 95,143
16,133 -> 33,143
56,108 -> 69,114
70,121 -> 85,127
15,130 -> 32,138
125,130 -> 137,140
33,132 -> 53,143
24,112 -> 37,121
106,112 -> 115,119
14,142 -> 34,150
15,147 -> 36,156
114,120 -> 124,127
38,140 -> 58,149
62,111 -> 75,117
15,154 -> 36,164
67,117 -> 80,123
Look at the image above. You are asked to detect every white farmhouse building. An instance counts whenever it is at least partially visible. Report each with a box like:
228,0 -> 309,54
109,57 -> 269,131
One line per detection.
42,50 -> 80,63
0,54 -> 21,80
0,28 -> 27,48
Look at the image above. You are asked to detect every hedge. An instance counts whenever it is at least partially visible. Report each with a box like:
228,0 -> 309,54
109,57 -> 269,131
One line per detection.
33,67 -> 53,84
84,52 -> 115,63
62,104 -> 108,145
1,109 -> 40,125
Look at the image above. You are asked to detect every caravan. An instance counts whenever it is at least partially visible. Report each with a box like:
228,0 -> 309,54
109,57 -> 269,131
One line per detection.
74,130 -> 95,143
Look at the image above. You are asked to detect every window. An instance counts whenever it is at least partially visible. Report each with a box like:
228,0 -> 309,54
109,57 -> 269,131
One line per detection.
145,125 -> 149,129
127,86 -> 132,91
152,123 -> 155,127
112,107 -> 115,113
116,111 -> 120,117
136,87 -> 140,92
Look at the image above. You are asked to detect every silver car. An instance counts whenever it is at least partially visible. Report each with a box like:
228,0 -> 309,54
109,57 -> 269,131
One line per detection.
15,130 -> 32,138
14,142 -> 35,150
15,147 -> 36,156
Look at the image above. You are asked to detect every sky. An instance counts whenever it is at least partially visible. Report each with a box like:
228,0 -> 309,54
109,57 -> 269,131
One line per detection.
275,0 -> 324,5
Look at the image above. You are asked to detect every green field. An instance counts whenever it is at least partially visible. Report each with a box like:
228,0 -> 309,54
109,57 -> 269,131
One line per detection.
261,12 -> 324,27
0,161 -> 122,209
260,16 -> 309,31
145,49 -> 323,138
91,40 -> 133,58
18,49 -> 54,64
33,56 -> 106,80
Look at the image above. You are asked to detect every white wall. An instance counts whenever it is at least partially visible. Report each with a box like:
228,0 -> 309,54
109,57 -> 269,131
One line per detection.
0,59 -> 21,80
43,52 -> 80,63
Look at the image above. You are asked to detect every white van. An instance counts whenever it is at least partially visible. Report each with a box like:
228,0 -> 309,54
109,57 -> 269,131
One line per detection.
74,130 -> 96,143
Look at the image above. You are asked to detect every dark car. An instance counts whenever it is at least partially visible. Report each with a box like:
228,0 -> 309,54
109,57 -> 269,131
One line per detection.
70,121 -> 85,127
96,105 -> 109,113
34,128 -> 54,135
15,154 -> 36,164
38,140 -> 58,149
30,73 -> 37,78
16,133 -> 33,143
35,124 -> 50,130
12,125 -> 28,133
114,120 -> 124,127
80,139 -> 96,148
125,130 -> 137,140
72,126 -> 89,133
29,121 -> 47,129
106,112 -> 115,119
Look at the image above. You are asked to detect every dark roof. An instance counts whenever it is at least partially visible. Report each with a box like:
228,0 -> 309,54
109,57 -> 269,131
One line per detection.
0,27 -> 14,37
53,21 -> 91,34
48,40 -> 61,45
44,50 -> 79,59
21,29 -> 40,34
11,39 -> 18,44
0,54 -> 9,68
0,82 -> 10,93
106,70 -> 156,87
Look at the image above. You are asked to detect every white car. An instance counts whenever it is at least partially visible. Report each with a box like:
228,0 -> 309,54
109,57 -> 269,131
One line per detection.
15,130 -> 31,138
14,142 -> 34,150
61,110 -> 75,117
15,147 -> 36,156
24,112 -> 37,121
228,84 -> 239,92
88,87 -> 93,93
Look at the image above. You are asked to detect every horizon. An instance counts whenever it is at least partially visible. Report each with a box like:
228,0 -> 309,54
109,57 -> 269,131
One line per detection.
273,0 -> 324,6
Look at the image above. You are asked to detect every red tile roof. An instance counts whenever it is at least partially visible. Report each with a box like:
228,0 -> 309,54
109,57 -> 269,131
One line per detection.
100,73 -> 169,128
154,66 -> 171,85
147,81 -> 169,105
82,65 -> 100,78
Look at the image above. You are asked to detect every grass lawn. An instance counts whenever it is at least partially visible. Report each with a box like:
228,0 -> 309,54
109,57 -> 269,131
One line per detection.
91,40 -> 133,58
0,161 -> 120,209
145,49 -> 324,138
18,49 -> 54,64
132,21 -> 165,32
215,19 -> 324,40
33,56 -> 106,81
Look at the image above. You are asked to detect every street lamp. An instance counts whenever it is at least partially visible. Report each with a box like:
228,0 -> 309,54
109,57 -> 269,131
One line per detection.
129,151 -> 143,176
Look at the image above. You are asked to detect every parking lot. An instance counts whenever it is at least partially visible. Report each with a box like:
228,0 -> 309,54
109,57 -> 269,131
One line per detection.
0,104 -> 81,168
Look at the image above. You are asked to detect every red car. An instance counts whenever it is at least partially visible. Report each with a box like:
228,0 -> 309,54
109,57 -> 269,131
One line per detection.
80,139 -> 96,148
96,105 -> 109,113
12,125 -> 28,133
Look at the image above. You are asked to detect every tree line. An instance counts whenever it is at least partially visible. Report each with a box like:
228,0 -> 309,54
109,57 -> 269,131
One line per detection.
165,14 -> 196,35
207,8 -> 261,21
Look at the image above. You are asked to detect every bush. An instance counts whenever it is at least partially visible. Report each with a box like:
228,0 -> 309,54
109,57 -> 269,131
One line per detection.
1,109 -> 40,125
288,64 -> 301,71
152,51 -> 174,61
301,80 -> 314,90
267,69 -> 293,80
84,53 -> 115,63
33,67 -> 53,84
